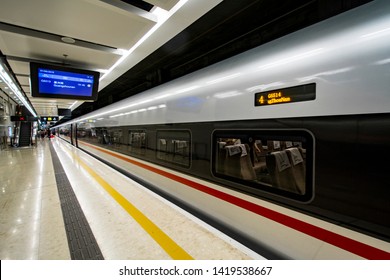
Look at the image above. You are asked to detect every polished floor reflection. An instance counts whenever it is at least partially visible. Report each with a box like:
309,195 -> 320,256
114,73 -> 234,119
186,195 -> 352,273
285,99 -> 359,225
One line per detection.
0,138 -> 263,260
0,140 -> 70,259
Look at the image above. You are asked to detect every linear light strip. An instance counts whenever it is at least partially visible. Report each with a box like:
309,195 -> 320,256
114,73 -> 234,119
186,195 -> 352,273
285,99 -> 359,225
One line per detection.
0,61 -> 37,117
100,0 -> 189,82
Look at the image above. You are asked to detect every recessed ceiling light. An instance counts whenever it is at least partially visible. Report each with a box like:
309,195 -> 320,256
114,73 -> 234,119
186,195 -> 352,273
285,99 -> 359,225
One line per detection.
61,37 -> 76,44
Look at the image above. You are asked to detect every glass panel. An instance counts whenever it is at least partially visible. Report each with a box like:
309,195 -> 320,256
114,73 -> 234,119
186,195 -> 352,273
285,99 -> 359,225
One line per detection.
156,130 -> 191,168
129,130 -> 146,155
59,124 -> 72,142
213,130 -> 314,202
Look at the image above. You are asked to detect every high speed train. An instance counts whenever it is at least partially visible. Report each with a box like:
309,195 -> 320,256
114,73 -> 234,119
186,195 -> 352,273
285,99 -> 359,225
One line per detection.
53,0 -> 390,259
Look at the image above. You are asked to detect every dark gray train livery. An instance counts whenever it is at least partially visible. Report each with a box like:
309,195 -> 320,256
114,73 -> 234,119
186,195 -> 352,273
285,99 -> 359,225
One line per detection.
54,0 -> 390,259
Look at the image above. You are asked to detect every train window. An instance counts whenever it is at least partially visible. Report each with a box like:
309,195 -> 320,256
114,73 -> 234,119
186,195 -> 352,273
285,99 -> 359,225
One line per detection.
212,129 -> 314,202
59,124 -> 72,142
156,130 -> 191,168
128,130 -> 146,155
77,122 -> 93,140
111,129 -> 123,147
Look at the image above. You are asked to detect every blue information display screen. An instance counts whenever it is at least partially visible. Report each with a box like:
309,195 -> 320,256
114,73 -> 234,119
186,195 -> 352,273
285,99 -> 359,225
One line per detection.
38,68 -> 95,97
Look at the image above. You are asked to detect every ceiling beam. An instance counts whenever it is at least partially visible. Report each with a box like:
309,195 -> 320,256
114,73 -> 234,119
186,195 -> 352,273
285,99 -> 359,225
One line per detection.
0,22 -> 123,55
6,55 -> 105,73
97,0 -> 158,22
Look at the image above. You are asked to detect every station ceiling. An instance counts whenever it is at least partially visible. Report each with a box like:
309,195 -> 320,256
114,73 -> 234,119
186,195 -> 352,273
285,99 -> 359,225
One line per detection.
0,0 -> 371,122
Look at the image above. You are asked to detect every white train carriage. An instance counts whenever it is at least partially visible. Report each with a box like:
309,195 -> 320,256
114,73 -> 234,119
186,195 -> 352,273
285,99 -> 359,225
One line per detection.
54,0 -> 390,259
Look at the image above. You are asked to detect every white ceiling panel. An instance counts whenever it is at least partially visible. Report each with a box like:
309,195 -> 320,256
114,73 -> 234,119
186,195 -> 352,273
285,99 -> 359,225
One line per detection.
1,31 -> 119,71
0,0 -> 156,49
8,60 -> 30,75
147,0 -> 180,11
0,0 -> 222,117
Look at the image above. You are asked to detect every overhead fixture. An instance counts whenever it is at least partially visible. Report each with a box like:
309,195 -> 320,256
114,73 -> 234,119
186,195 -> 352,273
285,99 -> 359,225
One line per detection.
100,0 -> 189,82
0,58 -> 37,117
61,36 -> 76,44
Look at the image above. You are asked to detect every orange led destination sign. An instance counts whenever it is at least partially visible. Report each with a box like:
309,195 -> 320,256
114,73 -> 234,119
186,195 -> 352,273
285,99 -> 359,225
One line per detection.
255,83 -> 316,107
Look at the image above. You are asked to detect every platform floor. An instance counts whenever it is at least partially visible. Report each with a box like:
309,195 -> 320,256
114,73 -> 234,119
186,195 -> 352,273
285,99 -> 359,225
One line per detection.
0,137 -> 264,260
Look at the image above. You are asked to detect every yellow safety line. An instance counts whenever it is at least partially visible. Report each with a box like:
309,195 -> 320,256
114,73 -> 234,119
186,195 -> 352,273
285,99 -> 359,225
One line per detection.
70,148 -> 194,260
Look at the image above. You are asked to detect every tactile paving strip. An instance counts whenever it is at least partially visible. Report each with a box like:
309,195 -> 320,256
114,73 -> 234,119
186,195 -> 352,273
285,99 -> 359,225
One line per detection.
49,143 -> 104,260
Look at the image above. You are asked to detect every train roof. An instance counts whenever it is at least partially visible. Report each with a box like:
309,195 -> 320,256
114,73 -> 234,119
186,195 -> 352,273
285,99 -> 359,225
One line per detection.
57,0 -> 390,127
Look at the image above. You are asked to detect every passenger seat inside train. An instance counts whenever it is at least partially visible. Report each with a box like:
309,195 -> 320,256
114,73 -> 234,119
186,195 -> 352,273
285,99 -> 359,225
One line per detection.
216,139 -> 306,195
